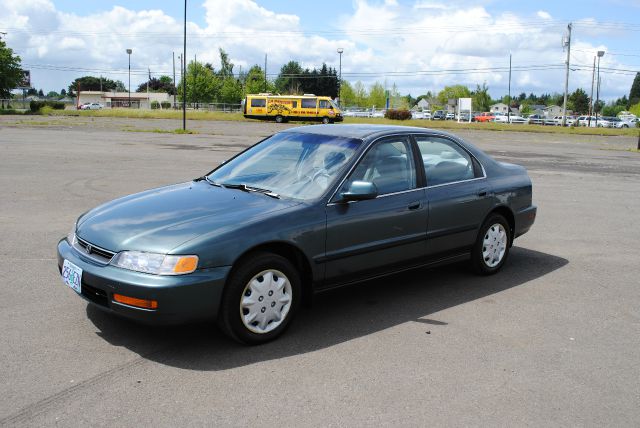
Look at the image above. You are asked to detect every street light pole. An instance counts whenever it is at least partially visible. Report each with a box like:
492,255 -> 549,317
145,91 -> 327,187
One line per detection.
507,52 -> 512,122
337,48 -> 344,107
182,0 -> 187,130
595,50 -> 604,128
126,49 -> 132,108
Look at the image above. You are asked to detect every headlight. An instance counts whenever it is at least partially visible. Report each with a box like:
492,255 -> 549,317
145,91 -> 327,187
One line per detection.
110,251 -> 198,275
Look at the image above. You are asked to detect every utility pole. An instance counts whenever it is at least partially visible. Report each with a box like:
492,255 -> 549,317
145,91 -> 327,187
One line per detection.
588,56 -> 596,127
507,52 -> 512,122
595,51 -> 605,127
182,0 -> 187,130
173,52 -> 176,109
561,23 -> 572,127
194,53 -> 197,109
264,54 -> 267,93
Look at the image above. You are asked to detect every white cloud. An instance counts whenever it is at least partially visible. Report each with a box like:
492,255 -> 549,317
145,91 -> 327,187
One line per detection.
0,0 -> 633,100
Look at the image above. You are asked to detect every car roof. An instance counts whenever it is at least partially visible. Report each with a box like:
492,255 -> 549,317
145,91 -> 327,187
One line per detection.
283,124 -> 459,141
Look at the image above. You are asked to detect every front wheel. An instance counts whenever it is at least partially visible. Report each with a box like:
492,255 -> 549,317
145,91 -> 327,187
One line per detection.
218,252 -> 301,345
275,115 -> 284,123
321,116 -> 330,124
471,214 -> 511,275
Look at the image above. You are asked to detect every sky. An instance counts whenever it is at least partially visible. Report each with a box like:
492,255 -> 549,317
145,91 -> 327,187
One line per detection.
1,0 -> 639,101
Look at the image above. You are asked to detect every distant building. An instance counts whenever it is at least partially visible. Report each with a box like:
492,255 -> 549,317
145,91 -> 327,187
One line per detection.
76,91 -> 172,109
416,98 -> 430,111
490,103 -> 509,113
544,105 -> 563,118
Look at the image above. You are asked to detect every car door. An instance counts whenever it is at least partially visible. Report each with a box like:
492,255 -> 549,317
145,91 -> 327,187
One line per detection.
414,135 -> 492,257
323,135 -> 427,285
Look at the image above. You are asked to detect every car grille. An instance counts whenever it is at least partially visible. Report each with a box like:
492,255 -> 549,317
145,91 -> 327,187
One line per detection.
73,236 -> 116,264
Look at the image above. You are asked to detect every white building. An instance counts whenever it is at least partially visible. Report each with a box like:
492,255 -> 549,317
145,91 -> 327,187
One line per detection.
77,91 -> 172,109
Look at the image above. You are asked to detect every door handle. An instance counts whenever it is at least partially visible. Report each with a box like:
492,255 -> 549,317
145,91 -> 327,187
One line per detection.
408,201 -> 421,210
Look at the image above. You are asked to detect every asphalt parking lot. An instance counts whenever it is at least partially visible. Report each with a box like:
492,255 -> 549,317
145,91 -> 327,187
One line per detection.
1,116 -> 639,426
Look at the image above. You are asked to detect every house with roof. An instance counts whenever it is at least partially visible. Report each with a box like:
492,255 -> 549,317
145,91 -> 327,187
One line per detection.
490,103 -> 509,113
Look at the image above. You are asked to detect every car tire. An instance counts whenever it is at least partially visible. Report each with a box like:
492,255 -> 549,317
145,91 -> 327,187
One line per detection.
322,116 -> 330,124
275,115 -> 284,123
471,213 -> 511,275
218,252 -> 301,345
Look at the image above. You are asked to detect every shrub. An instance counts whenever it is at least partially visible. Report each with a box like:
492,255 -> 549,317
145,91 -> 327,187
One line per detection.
384,109 -> 412,120
29,100 -> 66,112
151,101 -> 160,109
160,101 -> 172,109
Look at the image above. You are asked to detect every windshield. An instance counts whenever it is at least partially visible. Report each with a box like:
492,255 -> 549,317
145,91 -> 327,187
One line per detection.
208,132 -> 360,200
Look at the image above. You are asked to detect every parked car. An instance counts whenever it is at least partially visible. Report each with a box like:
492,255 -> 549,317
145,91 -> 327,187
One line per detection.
445,112 -> 455,120
526,114 -> 545,125
80,102 -> 104,110
577,116 -> 596,127
58,125 -> 537,344
508,114 -> 527,124
474,112 -> 495,122
457,112 -> 471,122
493,112 -> 509,123
432,110 -> 446,120
602,117 -> 626,128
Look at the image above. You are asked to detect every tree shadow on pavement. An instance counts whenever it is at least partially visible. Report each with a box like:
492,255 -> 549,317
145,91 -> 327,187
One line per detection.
87,247 -> 568,371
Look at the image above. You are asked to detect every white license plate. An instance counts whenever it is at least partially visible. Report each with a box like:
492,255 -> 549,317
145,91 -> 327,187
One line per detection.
61,259 -> 82,294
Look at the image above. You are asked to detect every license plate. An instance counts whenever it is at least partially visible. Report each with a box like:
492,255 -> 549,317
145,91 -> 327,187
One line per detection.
62,259 -> 82,294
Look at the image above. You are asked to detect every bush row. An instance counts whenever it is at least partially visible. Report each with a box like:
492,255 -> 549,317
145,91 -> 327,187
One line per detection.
151,101 -> 173,109
29,100 -> 66,112
384,109 -> 412,120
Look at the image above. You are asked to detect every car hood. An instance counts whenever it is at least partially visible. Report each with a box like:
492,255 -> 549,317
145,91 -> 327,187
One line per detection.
76,181 -> 301,254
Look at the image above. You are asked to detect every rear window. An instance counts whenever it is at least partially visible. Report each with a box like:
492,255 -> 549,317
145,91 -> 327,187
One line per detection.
251,98 -> 266,108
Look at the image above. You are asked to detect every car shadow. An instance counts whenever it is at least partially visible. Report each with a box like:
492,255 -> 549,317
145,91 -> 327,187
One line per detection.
87,247 -> 568,371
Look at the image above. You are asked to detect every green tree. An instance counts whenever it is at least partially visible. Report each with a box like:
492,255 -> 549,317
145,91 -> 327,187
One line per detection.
601,103 -> 626,117
437,85 -> 471,106
275,61 -> 304,94
368,82 -> 386,108
0,40 -> 23,107
569,88 -> 589,114
60,89 -> 67,97
136,75 -> 176,95
338,80 -> 356,106
243,65 -> 271,95
218,77 -> 243,104
178,60 -> 220,104
353,81 -> 368,107
629,72 -> 640,106
46,91 -> 60,99
472,83 -> 491,112
217,48 -> 234,78
68,76 -> 125,96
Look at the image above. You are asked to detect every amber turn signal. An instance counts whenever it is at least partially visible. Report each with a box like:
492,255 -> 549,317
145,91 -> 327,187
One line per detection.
173,256 -> 198,274
113,293 -> 158,309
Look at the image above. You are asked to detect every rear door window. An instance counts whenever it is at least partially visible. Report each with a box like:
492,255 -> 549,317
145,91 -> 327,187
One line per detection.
251,98 -> 266,108
301,98 -> 317,109
415,136 -> 477,186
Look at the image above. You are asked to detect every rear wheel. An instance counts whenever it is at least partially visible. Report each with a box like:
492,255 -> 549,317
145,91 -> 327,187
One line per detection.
275,115 -> 284,123
218,252 -> 300,345
472,214 -> 511,275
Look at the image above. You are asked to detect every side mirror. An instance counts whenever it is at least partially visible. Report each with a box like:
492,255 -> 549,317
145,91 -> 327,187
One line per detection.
340,181 -> 378,202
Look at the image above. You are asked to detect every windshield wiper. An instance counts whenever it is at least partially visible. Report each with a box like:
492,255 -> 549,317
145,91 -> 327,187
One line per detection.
221,183 -> 280,199
194,176 -> 222,187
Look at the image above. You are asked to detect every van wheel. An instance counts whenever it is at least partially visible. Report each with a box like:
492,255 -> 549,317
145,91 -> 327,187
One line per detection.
322,117 -> 330,124
275,115 -> 284,123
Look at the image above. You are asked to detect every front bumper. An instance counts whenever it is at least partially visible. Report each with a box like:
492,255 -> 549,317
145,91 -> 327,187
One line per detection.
57,238 -> 231,325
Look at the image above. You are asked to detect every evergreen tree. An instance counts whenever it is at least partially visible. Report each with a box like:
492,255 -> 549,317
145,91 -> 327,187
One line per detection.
629,72 -> 640,106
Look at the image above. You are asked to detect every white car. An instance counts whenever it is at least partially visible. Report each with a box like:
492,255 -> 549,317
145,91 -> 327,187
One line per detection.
605,117 -> 631,128
493,112 -> 510,123
445,112 -> 455,120
508,115 -> 527,124
81,102 -> 104,110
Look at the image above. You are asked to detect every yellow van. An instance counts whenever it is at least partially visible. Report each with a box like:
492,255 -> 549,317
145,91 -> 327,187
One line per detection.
243,94 -> 343,124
